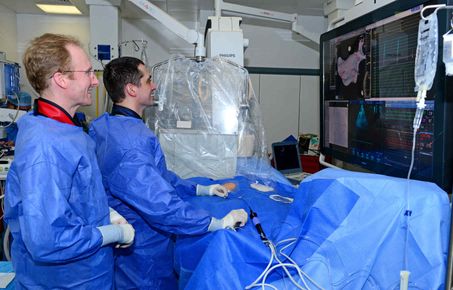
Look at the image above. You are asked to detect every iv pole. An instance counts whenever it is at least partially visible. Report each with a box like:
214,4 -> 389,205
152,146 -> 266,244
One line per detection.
421,5 -> 453,290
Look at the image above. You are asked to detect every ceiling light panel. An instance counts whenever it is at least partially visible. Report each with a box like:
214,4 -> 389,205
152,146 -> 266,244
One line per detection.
35,0 -> 81,15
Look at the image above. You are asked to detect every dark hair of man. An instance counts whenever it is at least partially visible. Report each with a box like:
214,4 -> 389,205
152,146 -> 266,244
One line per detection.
103,57 -> 145,103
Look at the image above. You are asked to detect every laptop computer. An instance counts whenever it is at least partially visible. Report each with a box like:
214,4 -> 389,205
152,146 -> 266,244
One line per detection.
272,141 -> 310,185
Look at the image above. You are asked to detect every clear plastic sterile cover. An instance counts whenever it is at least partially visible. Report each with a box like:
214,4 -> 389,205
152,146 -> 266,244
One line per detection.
144,55 -> 270,181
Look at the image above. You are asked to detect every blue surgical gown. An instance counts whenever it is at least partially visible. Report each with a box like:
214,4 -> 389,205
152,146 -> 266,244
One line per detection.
89,113 -> 212,290
4,113 -> 113,289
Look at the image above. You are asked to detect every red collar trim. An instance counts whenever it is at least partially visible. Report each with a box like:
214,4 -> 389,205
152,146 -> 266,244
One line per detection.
34,98 -> 77,126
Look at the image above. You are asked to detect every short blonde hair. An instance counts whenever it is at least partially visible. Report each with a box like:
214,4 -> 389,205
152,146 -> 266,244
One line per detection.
23,33 -> 82,94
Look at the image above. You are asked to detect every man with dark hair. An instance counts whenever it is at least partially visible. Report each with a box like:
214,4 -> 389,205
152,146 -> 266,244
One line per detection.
5,33 -> 134,289
89,56 -> 248,289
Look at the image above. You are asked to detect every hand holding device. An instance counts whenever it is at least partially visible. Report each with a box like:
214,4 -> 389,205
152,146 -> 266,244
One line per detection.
197,184 -> 229,198
208,209 -> 248,231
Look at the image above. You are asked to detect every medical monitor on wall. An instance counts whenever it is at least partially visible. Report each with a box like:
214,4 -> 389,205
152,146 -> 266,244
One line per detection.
320,0 -> 453,191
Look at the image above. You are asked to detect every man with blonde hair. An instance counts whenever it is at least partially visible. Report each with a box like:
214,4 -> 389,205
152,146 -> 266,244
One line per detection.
5,33 -> 134,289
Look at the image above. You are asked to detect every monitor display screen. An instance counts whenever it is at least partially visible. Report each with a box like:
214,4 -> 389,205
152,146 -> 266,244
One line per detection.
320,0 -> 453,190
273,143 -> 301,172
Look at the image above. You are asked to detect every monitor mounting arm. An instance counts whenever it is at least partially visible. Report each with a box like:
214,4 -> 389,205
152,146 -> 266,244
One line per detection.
214,0 -> 319,47
128,0 -> 206,60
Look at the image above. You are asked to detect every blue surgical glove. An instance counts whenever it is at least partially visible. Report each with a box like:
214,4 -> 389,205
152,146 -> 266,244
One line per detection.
196,184 -> 229,198
208,209 -> 248,231
98,224 -> 135,247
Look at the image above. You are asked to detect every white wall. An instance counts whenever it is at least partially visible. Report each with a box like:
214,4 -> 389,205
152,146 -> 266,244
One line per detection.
243,15 -> 324,68
16,14 -> 90,56
241,15 -> 324,150
300,75 -> 319,135
251,74 -> 320,151
0,4 -> 18,62
259,74 -> 301,149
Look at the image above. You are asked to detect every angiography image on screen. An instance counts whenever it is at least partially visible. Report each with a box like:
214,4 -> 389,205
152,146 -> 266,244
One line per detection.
335,34 -> 369,99
337,36 -> 366,87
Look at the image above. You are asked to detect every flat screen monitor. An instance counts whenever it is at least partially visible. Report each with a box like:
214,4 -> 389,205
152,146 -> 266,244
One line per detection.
272,142 -> 302,174
320,0 -> 453,191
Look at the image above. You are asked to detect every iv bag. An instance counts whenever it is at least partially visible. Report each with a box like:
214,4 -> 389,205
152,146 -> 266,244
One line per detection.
443,30 -> 453,75
414,13 -> 438,92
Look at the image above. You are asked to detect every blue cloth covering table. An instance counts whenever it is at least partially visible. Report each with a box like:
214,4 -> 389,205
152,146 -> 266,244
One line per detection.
175,169 -> 450,289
